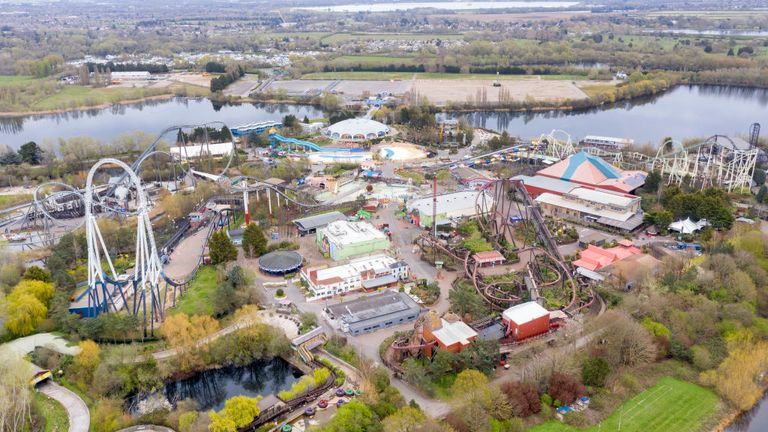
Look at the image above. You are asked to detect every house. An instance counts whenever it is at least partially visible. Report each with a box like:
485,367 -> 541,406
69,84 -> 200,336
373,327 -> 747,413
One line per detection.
473,250 -> 505,267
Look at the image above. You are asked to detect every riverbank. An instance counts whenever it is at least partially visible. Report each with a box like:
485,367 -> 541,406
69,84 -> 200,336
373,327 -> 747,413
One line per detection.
0,94 -> 181,118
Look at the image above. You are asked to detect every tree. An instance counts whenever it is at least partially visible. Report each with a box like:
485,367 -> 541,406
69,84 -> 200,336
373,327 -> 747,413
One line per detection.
701,339 -> 768,410
6,293 -> 47,336
17,141 -> 42,165
644,171 -> 661,193
303,115 -> 310,124
208,230 -> 238,264
9,279 -> 54,305
753,168 -> 766,186
381,406 -> 425,432
208,411 -> 236,432
0,357 -> 32,431
315,400 -> 376,432
22,266 -> 51,282
222,396 -> 261,428
548,373 -> 587,405
757,185 -> 768,203
282,114 -> 298,128
593,311 -> 657,368
160,313 -> 220,372
500,381 -> 541,417
581,357 -> 610,387
241,223 -> 267,258
451,369 -> 491,406
73,340 -> 101,386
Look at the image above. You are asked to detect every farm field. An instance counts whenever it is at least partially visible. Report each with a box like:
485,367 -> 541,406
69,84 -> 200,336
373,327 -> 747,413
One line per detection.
301,71 -> 589,80
320,32 -> 464,43
530,378 -> 719,432
412,78 -> 591,105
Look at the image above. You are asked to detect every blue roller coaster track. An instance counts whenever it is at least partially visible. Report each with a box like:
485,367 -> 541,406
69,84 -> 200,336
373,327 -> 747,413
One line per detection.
269,133 -> 366,153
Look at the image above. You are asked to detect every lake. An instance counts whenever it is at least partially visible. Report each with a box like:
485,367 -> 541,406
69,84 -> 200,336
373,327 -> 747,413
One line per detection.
442,85 -> 768,146
727,393 -> 768,432
292,1 -> 580,12
137,357 -> 302,412
1,85 -> 767,151
0,98 -> 325,150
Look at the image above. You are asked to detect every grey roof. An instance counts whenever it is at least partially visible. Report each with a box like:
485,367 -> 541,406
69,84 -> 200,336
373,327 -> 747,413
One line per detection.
258,250 -> 303,272
293,211 -> 347,231
361,274 -> 399,289
475,322 -> 505,341
512,175 -> 577,195
597,212 -> 644,231
327,291 -> 420,325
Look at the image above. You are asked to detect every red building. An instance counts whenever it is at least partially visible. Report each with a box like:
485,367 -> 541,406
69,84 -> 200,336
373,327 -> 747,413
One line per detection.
424,318 -> 478,353
473,250 -> 505,267
502,302 -> 550,341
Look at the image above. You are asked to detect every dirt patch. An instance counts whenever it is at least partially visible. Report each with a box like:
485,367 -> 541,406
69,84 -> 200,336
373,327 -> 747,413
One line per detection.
412,79 -> 589,106
169,72 -> 212,88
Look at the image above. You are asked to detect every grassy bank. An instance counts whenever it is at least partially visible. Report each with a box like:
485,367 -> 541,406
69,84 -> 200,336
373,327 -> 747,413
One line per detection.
530,377 -> 719,432
0,75 -> 210,114
171,265 -> 218,316
33,392 -> 69,432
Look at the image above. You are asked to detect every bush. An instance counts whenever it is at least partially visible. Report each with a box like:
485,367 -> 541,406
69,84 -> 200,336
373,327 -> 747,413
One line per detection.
275,288 -> 285,298
548,373 -> 586,405
541,393 -> 553,406
278,368 -> 331,400
581,357 -> 610,387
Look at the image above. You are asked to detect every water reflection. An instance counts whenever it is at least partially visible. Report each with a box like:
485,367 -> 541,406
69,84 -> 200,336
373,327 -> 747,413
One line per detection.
442,85 -> 768,145
0,98 -> 325,150
157,358 -> 301,412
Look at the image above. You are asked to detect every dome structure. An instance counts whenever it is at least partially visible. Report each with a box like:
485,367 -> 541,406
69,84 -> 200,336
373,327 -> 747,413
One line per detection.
323,118 -> 390,142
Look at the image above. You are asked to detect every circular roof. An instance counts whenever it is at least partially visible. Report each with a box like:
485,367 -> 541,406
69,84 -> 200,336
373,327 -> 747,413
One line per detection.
323,119 -> 390,142
258,250 -> 303,273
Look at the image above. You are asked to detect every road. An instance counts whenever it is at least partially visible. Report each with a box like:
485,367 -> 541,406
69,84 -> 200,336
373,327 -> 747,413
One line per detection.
0,333 -> 89,432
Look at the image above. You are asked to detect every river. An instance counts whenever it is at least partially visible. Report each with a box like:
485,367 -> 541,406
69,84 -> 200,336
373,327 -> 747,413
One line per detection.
1,85 -> 767,151
443,85 -> 768,146
131,357 -> 302,412
0,98 -> 325,150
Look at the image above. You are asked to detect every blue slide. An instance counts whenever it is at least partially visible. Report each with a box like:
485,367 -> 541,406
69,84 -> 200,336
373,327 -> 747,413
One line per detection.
269,134 -> 365,153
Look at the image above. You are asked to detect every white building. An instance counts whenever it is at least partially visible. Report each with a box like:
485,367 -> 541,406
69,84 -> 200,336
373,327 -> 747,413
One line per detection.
301,254 -> 409,299
111,71 -> 151,80
170,142 -> 234,160
407,190 -> 493,228
317,220 -> 391,261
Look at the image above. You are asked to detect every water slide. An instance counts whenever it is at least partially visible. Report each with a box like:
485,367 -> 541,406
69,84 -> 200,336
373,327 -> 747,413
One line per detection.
269,134 -> 366,153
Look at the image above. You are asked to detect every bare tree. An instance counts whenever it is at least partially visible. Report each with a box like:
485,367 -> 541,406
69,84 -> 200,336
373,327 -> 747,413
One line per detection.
0,356 -> 32,431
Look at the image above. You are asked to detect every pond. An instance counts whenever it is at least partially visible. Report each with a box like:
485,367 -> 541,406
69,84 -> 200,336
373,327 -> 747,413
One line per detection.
441,85 -> 768,146
131,357 -> 302,413
0,98 -> 325,150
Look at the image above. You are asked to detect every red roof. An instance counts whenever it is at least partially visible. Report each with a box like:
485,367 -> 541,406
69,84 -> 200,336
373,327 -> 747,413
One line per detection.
572,244 -> 642,271
474,250 -> 505,264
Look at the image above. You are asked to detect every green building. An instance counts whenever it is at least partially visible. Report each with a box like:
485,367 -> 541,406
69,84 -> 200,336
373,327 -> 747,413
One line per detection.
317,220 -> 390,261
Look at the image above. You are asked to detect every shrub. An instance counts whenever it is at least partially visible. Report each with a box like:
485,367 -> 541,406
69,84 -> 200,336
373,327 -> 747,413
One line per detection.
275,288 -> 285,298
548,373 -> 586,405
540,393 -> 553,406
581,357 -> 610,387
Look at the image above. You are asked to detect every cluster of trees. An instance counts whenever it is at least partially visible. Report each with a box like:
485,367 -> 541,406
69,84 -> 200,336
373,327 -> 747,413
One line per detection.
277,368 -> 331,400
87,62 -> 169,74
0,141 -> 44,166
14,54 -> 65,77
650,186 -> 735,230
208,396 -> 261,432
320,63 -> 426,73
4,271 -> 55,336
210,266 -> 261,317
208,230 -> 238,264
210,65 -> 245,93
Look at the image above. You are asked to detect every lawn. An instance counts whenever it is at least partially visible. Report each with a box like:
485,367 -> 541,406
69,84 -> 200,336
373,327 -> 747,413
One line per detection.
30,83 -> 208,111
33,391 -> 69,432
171,265 -> 218,316
301,71 -> 588,81
579,84 -> 618,98
529,378 -> 719,432
0,193 -> 32,211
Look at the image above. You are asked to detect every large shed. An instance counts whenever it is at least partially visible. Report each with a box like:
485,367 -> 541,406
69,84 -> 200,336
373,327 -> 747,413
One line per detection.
502,301 -> 550,341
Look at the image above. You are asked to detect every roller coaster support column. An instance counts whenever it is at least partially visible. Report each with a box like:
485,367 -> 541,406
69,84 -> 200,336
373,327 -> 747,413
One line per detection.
432,177 -> 437,239
267,188 -> 273,224
242,178 -> 250,225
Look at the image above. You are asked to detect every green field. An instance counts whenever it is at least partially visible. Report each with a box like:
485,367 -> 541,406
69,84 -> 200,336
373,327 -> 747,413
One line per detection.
171,265 -> 218,316
0,194 -> 32,211
530,378 -> 719,432
320,32 -> 464,43
29,84 -> 209,111
302,71 -> 588,80
329,55 -> 423,66
33,392 -> 69,432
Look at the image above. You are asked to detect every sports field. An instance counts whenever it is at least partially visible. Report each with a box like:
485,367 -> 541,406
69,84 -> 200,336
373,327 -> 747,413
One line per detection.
530,378 -> 719,432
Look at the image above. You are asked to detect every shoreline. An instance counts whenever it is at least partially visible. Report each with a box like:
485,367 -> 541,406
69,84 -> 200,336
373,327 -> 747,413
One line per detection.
0,93 -> 181,118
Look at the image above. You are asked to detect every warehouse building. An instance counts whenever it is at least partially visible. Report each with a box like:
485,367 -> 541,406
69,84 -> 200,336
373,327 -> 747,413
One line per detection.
317,220 -> 390,260
407,190 -> 493,228
451,166 -> 496,189
293,211 -> 347,236
502,301 -> 551,341
302,254 -> 409,299
326,291 -> 422,335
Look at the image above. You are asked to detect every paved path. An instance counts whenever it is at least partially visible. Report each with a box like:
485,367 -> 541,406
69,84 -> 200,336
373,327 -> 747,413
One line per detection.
116,426 -> 175,432
38,381 -> 90,432
163,227 -> 209,280
0,333 -> 88,432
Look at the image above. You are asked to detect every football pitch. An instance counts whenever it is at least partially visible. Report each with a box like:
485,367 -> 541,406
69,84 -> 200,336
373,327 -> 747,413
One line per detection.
530,378 -> 719,432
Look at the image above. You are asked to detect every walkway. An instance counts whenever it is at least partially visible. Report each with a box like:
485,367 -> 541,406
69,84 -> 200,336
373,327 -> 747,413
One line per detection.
0,333 -> 89,432
163,226 -> 209,280
38,381 -> 90,432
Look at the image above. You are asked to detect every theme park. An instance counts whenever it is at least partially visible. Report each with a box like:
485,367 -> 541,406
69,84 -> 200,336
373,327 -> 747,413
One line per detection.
3,3 -> 768,430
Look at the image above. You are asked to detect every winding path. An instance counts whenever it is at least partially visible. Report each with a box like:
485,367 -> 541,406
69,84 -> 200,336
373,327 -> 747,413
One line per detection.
0,333 -> 89,432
